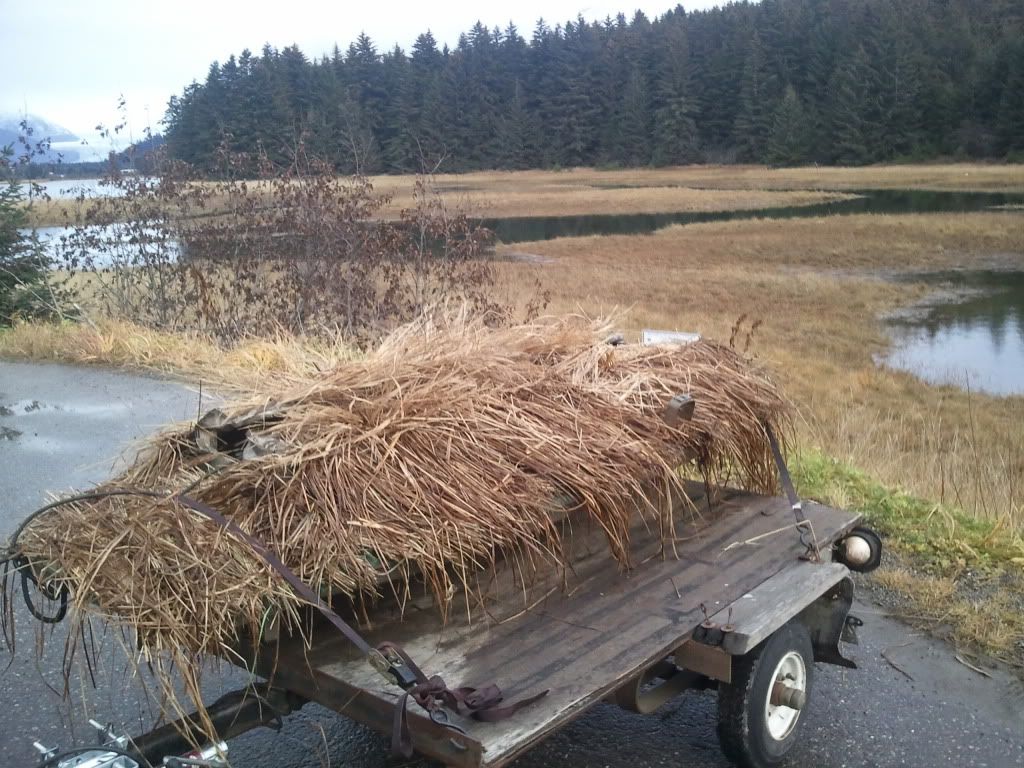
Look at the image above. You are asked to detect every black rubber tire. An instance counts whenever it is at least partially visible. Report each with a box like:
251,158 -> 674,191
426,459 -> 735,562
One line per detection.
716,622 -> 814,768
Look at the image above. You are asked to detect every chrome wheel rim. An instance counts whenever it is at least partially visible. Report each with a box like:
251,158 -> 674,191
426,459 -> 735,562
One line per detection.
764,651 -> 806,740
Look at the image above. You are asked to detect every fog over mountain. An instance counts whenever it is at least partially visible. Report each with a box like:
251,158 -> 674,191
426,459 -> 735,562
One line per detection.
0,113 -> 81,162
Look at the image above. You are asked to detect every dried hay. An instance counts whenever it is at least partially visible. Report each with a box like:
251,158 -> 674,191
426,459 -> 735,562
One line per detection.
2,313 -> 790,736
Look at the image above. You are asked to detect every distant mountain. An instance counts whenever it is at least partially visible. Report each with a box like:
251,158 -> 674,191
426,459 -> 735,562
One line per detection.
0,113 -> 80,162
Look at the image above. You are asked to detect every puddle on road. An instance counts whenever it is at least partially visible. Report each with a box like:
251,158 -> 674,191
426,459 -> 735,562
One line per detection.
1,399 -> 58,415
0,399 -> 131,418
0,396 -> 135,451
61,402 -> 131,417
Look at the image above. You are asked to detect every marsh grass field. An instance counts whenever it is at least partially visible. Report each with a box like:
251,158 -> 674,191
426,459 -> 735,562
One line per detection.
5,162 -> 1024,665
24,162 -> 1024,227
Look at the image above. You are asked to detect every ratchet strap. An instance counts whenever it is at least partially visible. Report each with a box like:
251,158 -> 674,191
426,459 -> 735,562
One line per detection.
174,493 -> 547,756
378,641 -> 549,757
762,425 -> 821,562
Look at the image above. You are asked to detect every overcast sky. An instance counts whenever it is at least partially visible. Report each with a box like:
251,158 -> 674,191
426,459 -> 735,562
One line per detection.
2,0 -> 720,159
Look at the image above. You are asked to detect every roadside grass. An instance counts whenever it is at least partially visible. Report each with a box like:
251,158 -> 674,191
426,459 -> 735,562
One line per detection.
870,568 -> 1023,667
794,451 -> 1023,572
794,450 -> 1024,666
0,319 -> 359,390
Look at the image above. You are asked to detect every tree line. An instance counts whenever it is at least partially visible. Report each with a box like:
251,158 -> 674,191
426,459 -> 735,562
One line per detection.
165,0 -> 1024,173
19,134 -> 167,179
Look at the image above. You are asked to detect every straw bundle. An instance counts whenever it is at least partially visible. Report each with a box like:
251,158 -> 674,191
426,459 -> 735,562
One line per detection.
5,314 -> 789,726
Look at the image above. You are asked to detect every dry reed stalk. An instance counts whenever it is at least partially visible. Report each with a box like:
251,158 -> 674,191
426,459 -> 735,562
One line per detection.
4,313 -> 789,743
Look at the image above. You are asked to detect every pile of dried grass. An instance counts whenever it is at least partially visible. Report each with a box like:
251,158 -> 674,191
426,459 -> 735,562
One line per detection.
4,314 -> 789,730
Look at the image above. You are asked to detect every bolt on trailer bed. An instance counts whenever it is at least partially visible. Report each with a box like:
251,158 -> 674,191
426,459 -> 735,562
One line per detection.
67,478 -> 880,768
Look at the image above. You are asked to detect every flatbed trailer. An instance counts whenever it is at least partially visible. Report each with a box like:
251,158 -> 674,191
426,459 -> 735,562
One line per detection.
254,480 -> 868,768
37,479 -> 879,768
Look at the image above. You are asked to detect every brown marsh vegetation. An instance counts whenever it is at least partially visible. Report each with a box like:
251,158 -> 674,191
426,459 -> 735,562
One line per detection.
30,160 -> 1024,228
25,172 -> 854,228
494,211 -> 1024,530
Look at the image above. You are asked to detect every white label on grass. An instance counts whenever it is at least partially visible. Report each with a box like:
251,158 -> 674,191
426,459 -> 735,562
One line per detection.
641,329 -> 701,346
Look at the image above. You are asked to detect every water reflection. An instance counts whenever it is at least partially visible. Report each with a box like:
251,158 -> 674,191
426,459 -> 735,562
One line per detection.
882,271 -> 1024,396
32,178 -> 127,199
31,224 -> 181,269
482,189 -> 1024,243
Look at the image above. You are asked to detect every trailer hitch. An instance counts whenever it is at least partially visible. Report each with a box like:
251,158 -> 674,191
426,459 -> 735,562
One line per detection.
31,720 -> 228,768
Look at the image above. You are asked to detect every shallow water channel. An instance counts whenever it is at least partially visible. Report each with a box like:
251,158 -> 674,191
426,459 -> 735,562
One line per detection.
482,188 -> 1024,243
880,270 -> 1024,396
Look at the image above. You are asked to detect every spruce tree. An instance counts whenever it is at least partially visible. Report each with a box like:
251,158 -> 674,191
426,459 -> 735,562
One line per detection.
616,66 -> 651,166
766,85 -> 810,166
996,42 -> 1024,155
0,147 -> 53,324
650,11 -> 698,165
734,31 -> 778,162
828,46 -> 879,165
496,79 -> 539,168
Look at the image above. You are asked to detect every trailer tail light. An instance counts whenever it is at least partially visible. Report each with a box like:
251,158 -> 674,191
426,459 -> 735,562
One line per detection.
835,526 -> 883,573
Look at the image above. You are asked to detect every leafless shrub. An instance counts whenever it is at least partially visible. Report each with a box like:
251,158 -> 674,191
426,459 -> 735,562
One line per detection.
56,135 -> 506,344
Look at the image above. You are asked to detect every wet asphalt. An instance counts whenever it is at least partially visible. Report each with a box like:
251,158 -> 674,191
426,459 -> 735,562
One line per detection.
0,360 -> 1021,768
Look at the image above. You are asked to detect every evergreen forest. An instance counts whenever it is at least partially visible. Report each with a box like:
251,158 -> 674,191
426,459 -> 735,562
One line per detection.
164,0 -> 1024,173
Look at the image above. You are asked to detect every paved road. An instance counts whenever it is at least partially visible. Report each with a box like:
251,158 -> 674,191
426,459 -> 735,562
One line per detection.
1,361 -> 1022,768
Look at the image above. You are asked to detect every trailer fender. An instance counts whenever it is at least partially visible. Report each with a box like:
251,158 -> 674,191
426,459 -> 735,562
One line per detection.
795,575 -> 858,669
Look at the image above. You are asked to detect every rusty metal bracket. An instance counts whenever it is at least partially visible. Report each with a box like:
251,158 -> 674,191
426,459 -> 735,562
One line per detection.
610,660 -> 703,714
675,640 -> 733,683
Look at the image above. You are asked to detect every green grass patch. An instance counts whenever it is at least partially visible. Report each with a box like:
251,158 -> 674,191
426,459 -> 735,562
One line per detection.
792,449 -> 1024,574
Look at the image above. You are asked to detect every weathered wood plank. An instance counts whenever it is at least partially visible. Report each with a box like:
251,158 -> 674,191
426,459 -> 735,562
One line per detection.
713,561 -> 851,655
257,483 -> 860,768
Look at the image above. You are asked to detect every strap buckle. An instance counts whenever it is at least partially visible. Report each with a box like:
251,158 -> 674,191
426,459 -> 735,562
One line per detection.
368,647 -> 418,690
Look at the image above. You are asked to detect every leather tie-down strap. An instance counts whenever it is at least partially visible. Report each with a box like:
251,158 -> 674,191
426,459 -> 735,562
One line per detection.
174,494 -> 547,756
762,425 -> 821,561
175,493 -> 375,656
379,642 -> 549,757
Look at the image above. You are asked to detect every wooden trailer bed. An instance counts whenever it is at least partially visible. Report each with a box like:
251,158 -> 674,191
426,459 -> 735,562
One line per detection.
247,481 -> 862,768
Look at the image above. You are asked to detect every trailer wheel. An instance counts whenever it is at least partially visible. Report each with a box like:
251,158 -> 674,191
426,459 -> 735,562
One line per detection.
717,622 -> 814,768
